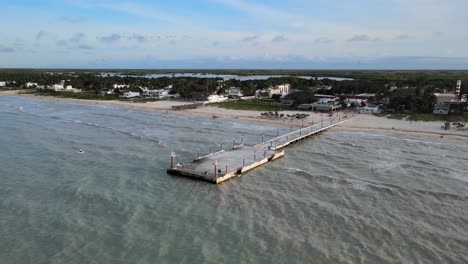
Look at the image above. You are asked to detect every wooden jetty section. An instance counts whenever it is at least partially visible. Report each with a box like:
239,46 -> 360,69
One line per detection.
167,112 -> 356,184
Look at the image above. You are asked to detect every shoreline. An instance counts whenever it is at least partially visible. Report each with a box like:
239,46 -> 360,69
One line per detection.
2,90 -> 467,144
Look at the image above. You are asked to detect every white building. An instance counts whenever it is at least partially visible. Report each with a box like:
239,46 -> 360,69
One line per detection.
358,105 -> 383,114
206,94 -> 228,103
255,84 -> 291,98
121,91 -> 141,98
142,89 -> 170,99
64,85 -> 81,93
0,81 -> 6,87
25,82 -> 38,88
267,84 -> 290,98
102,89 -> 115,95
48,80 -> 66,91
318,97 -> 340,105
51,84 -> 64,91
227,87 -> 243,98
434,93 -> 459,104
113,84 -> 129,89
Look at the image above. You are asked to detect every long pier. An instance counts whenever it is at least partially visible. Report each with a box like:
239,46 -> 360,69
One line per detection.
167,112 -> 355,184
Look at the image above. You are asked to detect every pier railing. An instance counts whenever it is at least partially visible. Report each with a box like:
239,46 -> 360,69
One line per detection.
168,111 -> 356,183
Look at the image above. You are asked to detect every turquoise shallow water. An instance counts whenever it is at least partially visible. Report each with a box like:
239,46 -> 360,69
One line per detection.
0,96 -> 467,264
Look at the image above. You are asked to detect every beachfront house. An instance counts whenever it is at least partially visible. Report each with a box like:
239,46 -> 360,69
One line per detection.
227,87 -> 243,98
121,91 -> 141,98
0,81 -> 6,87
357,105 -> 383,114
101,89 -> 115,95
64,85 -> 81,93
432,92 -> 466,115
206,94 -> 228,103
142,89 -> 170,99
296,97 -> 342,112
268,84 -> 290,98
113,84 -> 130,89
25,82 -> 38,88
48,80 -> 66,91
255,84 -> 291,98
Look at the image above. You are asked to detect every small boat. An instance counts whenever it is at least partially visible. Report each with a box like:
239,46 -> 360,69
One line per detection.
78,149 -> 85,154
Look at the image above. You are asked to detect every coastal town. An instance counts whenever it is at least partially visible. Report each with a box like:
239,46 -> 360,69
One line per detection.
0,72 -> 466,119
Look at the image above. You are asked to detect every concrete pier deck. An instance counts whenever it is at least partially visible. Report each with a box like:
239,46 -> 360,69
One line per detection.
167,112 -> 355,184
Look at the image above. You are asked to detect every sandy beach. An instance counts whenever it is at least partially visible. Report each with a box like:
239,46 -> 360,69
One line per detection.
2,90 -> 467,144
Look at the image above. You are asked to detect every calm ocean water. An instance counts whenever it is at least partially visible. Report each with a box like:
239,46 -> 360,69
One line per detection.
1,96 -> 467,264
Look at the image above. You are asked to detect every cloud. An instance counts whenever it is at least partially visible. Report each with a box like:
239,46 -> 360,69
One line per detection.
394,34 -> 409,40
271,35 -> 287,43
58,16 -> 84,24
0,46 -> 14,53
36,31 -> 47,41
131,33 -> 148,43
99,34 -> 121,43
55,33 -> 86,47
314,37 -> 333,44
78,44 -> 94,50
347,34 -> 380,42
242,35 -> 259,42
69,33 -> 86,42
56,40 -> 68,47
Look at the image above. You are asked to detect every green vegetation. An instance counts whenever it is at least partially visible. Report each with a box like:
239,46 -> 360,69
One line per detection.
378,113 -> 467,122
1,69 -> 467,115
408,113 -> 468,122
23,90 -> 121,100
210,99 -> 293,111
22,90 -> 164,103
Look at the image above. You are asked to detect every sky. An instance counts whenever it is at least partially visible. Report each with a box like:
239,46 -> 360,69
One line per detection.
1,0 -> 468,69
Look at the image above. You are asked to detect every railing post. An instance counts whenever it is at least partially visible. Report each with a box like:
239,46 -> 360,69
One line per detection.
220,140 -> 223,151
176,155 -> 179,165
243,156 -> 245,167
264,148 -> 266,158
170,152 -> 175,169
214,160 -> 218,178
197,148 -> 200,158
261,134 -> 264,143
209,145 -> 212,154
225,164 -> 228,174
233,139 -> 235,148
276,128 -> 279,137
241,135 -> 244,145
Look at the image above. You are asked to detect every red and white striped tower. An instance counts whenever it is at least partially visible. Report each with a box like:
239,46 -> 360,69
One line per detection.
456,80 -> 461,99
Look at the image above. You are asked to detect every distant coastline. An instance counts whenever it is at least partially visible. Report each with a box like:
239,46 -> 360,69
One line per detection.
2,90 -> 467,145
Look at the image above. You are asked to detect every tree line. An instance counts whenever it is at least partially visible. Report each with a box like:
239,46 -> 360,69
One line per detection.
0,70 -> 466,113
